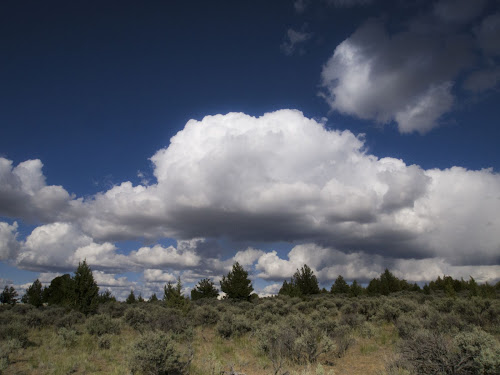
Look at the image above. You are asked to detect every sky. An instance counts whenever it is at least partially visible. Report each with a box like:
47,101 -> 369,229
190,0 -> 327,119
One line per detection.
1,0 -> 499,300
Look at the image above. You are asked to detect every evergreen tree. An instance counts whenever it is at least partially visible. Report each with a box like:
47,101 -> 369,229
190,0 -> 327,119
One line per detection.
278,264 -> 320,297
164,277 -> 187,308
149,293 -> 158,302
278,279 -> 302,297
73,260 -> 99,314
366,277 -> 381,296
331,275 -> 349,295
43,274 -> 74,306
22,279 -> 44,307
126,290 -> 137,304
137,293 -> 144,303
293,264 -> 320,295
379,269 -> 401,295
467,276 -> 479,297
220,262 -> 254,300
191,278 -> 219,300
97,289 -> 116,304
0,285 -> 18,305
349,280 -> 364,297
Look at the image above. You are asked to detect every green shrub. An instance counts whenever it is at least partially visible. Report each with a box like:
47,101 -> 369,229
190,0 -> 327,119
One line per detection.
378,301 -> 401,323
129,331 -> 191,375
189,305 -> 220,326
216,313 -> 252,338
1,322 -> 29,348
25,309 -> 47,329
149,307 -> 190,334
56,309 -> 85,328
395,314 -> 424,339
124,307 -> 149,331
98,334 -> 112,350
86,314 -> 120,336
331,324 -> 355,358
257,315 -> 334,365
358,321 -> 377,338
452,328 -> 500,374
340,312 -> 364,328
57,327 -> 78,347
0,339 -> 22,372
294,328 -> 334,364
394,327 -> 500,375
98,300 -> 127,318
396,329 -> 451,374
216,317 -> 233,338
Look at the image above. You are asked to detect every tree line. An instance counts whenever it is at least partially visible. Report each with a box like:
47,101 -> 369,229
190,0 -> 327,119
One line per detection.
1,261 -> 498,312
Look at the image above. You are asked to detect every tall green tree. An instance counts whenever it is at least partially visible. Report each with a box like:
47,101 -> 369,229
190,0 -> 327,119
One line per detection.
220,262 -> 254,300
279,264 -> 320,297
22,279 -> 44,307
379,269 -> 401,295
349,280 -> 364,297
331,275 -> 349,295
191,278 -> 219,300
73,260 -> 99,314
278,279 -> 302,297
164,277 -> 187,308
97,289 -> 116,304
126,290 -> 137,304
293,264 -> 320,295
43,274 -> 74,306
0,285 -> 18,305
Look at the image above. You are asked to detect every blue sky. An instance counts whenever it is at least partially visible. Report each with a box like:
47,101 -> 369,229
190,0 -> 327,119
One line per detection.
1,0 -> 499,299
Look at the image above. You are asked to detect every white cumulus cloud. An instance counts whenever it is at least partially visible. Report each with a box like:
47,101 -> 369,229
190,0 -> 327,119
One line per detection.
321,20 -> 472,133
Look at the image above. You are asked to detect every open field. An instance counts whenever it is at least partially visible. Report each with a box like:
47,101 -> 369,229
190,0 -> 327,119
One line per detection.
1,293 -> 499,375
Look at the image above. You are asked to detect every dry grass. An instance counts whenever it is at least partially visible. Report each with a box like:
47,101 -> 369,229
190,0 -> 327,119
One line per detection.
4,322 -> 398,375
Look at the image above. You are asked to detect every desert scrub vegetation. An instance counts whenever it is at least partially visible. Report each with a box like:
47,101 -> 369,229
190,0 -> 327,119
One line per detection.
1,293 -> 499,374
1,265 -> 499,374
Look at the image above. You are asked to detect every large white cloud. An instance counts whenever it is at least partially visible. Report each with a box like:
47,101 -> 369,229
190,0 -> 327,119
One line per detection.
320,19 -> 472,133
2,110 -> 499,278
0,158 -> 73,222
129,244 -> 201,268
13,222 -> 200,273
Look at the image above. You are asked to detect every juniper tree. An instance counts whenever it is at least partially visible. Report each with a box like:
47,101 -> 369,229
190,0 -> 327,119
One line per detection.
0,285 -> 18,305
331,275 -> 349,295
191,278 -> 219,300
220,262 -> 254,300
22,279 -> 44,307
126,290 -> 137,304
43,274 -> 74,306
73,260 -> 99,314
293,264 -> 320,295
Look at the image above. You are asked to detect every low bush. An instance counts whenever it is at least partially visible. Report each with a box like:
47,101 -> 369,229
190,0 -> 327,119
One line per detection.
393,327 -> 500,375
86,314 -> 120,336
129,331 -> 191,375
1,322 -> 29,348
56,309 -> 85,328
98,301 -> 127,318
0,339 -> 22,372
57,327 -> 78,347
395,314 -> 423,340
124,307 -> 149,331
98,334 -> 112,350
216,313 -> 252,338
189,305 -> 220,326
25,309 -> 48,329
331,324 -> 355,358
452,327 -> 500,374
